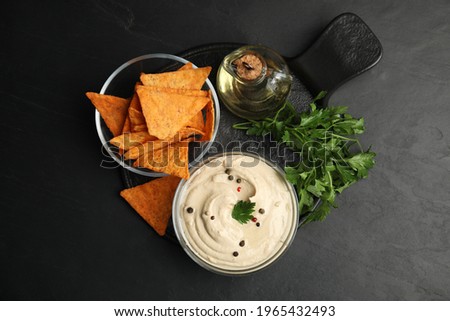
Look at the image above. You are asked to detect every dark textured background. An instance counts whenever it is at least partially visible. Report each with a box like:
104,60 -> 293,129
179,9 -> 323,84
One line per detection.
1,0 -> 449,300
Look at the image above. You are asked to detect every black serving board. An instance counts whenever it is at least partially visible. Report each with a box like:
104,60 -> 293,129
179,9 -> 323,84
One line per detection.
121,13 -> 382,242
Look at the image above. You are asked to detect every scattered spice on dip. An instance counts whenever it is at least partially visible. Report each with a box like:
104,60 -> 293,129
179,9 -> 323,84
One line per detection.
178,154 -> 297,271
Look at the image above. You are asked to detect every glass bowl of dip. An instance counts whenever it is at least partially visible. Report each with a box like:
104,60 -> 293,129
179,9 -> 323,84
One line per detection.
172,151 -> 299,275
95,53 -> 220,177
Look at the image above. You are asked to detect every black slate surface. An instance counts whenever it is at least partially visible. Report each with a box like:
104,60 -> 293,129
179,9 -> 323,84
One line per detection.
1,0 -> 450,300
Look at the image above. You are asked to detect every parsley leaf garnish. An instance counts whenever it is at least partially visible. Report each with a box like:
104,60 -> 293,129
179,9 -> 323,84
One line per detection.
233,91 -> 376,224
232,200 -> 255,224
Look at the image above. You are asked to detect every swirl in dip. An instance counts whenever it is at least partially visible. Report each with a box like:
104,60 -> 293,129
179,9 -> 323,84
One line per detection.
176,154 -> 297,272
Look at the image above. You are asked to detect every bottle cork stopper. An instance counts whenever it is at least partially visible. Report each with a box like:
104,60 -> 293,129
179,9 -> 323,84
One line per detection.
233,54 -> 263,81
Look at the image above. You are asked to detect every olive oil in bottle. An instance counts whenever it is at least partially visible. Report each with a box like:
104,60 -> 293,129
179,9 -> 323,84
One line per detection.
216,45 -> 292,120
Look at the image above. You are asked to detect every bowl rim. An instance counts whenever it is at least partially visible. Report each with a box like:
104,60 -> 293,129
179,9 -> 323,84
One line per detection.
172,151 -> 299,276
95,53 -> 221,177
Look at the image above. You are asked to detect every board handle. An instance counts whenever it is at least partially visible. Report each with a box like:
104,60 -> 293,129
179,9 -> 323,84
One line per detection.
288,12 -> 383,104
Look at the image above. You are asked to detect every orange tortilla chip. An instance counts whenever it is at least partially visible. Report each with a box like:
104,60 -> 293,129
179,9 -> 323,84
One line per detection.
179,136 -> 195,144
110,131 -> 156,151
134,81 -> 142,91
124,140 -> 170,160
136,85 -> 208,97
129,92 -> 143,115
129,107 -> 146,126
137,88 -> 209,140
129,108 -> 146,126
120,175 -> 181,236
132,124 -> 148,132
139,67 -> 212,90
176,127 -> 205,140
128,91 -> 147,132
86,92 -> 129,137
135,86 -> 207,133
185,110 -> 205,132
135,142 -> 190,179
200,91 -> 215,141
122,116 -> 131,134
127,128 -> 202,160
178,62 -> 193,71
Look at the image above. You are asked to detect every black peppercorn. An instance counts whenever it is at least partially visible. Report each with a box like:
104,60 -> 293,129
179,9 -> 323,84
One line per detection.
210,216 -> 215,220
256,222 -> 260,227
258,208 -> 265,214
228,175 -> 234,181
236,178 -> 242,183
239,240 -> 245,247
186,207 -> 194,213
233,251 -> 239,257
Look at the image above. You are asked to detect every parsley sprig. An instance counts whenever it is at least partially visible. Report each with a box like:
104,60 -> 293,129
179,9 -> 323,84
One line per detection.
233,92 -> 375,224
232,200 -> 256,224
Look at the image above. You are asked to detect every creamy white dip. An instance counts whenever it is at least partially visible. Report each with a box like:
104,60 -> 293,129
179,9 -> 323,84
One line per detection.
179,154 -> 297,271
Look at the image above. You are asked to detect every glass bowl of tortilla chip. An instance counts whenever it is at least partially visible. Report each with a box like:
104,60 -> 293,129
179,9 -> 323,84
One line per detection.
94,53 -> 220,177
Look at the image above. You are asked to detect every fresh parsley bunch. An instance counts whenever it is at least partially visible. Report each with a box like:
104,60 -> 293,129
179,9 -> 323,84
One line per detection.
233,92 -> 375,224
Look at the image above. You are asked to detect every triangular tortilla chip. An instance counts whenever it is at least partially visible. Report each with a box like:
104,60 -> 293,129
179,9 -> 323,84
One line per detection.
124,140 -> 170,160
140,67 -> 212,90
178,62 -> 193,71
135,142 -> 190,179
120,175 -> 181,236
185,110 -> 205,132
129,93 -> 144,116
129,108 -> 146,128
176,127 -> 205,140
129,104 -> 146,130
136,85 -> 206,133
125,127 -> 204,160
110,131 -> 157,151
200,90 -> 215,141
86,92 -> 129,137
179,136 -> 195,144
122,116 -> 131,134
136,85 -> 207,97
127,87 -> 148,133
132,124 -> 148,132
134,81 -> 142,91
137,88 -> 209,140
